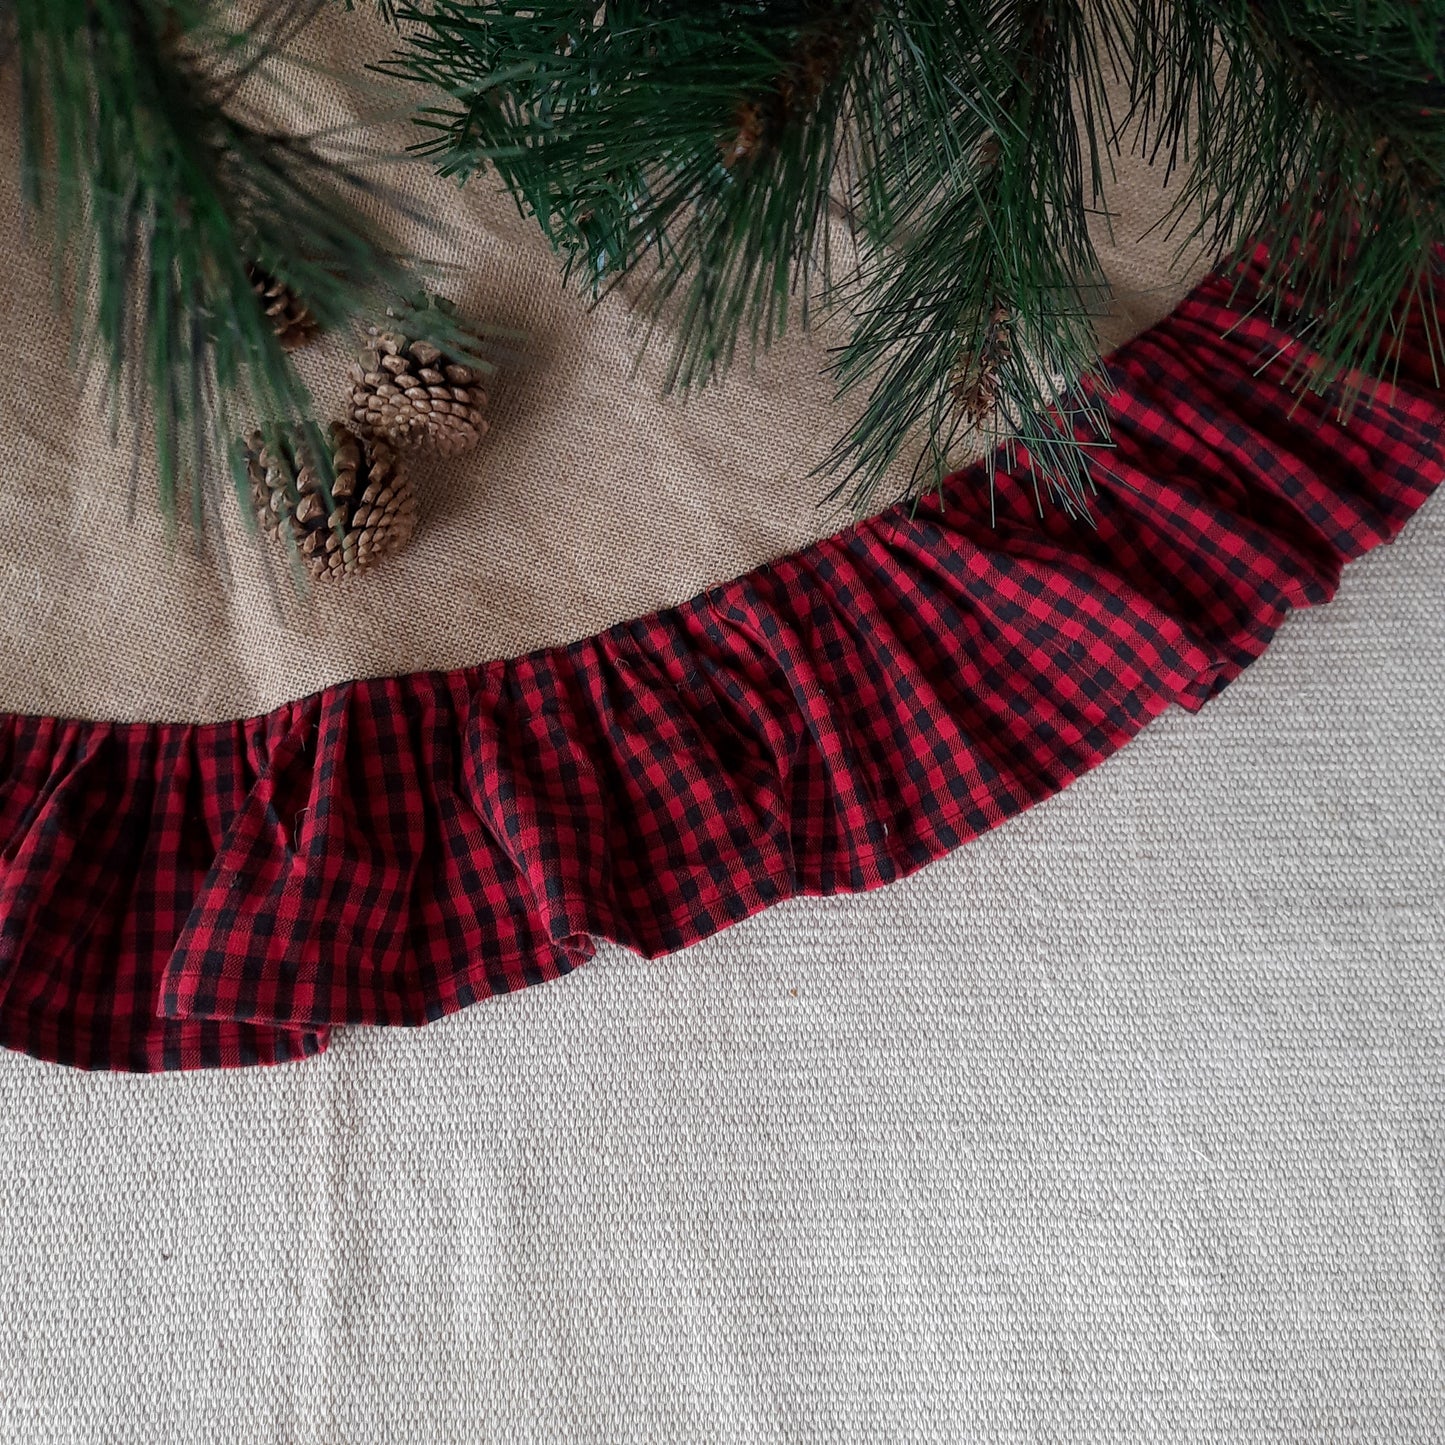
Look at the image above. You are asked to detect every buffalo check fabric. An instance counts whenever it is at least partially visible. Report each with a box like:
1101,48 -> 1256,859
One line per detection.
1,263 -> 1442,1071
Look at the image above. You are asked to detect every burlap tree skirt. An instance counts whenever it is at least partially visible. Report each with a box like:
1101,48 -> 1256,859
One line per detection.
0,14 -> 1442,1071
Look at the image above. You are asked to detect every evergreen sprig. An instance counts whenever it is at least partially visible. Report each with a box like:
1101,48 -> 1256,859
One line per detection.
1127,1 -> 1445,399
10,0 -> 475,533
822,0 -> 1123,513
393,0 -> 1445,513
396,2 -> 859,392
9,1 -> 1445,534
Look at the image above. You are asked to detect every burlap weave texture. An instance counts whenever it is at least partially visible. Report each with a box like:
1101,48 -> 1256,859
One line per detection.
0,8 -> 1208,724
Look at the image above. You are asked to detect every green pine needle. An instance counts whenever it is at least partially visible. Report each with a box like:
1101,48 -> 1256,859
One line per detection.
12,0 -> 477,538
392,0 -> 1445,515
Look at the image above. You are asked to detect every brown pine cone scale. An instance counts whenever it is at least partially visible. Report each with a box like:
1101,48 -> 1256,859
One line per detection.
348,329 -> 489,458
246,422 -> 416,581
247,265 -> 320,352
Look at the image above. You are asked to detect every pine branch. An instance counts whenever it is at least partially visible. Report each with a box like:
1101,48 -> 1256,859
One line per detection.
392,0 -> 1132,510
822,0 -> 1124,515
11,0 -> 473,534
1124,0 -> 1445,400
395,0 -> 1445,518
395,2 -> 871,390
18,0 -> 1434,538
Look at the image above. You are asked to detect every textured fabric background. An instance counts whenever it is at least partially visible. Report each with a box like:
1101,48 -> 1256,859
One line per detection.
2,9 -> 1443,1440
1,494 -> 1442,1443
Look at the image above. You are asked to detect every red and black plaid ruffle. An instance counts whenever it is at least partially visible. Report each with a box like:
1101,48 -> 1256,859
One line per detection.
2,263 -> 1442,1071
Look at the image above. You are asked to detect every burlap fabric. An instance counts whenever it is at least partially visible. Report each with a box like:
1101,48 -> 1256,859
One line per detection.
0,9 -> 1210,724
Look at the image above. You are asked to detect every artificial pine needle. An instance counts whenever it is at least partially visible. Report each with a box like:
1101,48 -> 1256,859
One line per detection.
391,0 -> 1445,515
10,0 -> 484,532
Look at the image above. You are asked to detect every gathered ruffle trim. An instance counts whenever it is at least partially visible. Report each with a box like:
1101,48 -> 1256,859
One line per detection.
2,261 -> 1442,1070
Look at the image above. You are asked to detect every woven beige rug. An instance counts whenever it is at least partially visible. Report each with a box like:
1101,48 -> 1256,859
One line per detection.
1,10 -> 1442,1441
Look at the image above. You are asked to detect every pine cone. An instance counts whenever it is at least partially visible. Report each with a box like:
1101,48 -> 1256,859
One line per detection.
246,423 -> 416,581
247,265 -> 320,352
348,327 -> 489,458
949,302 -> 1011,428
